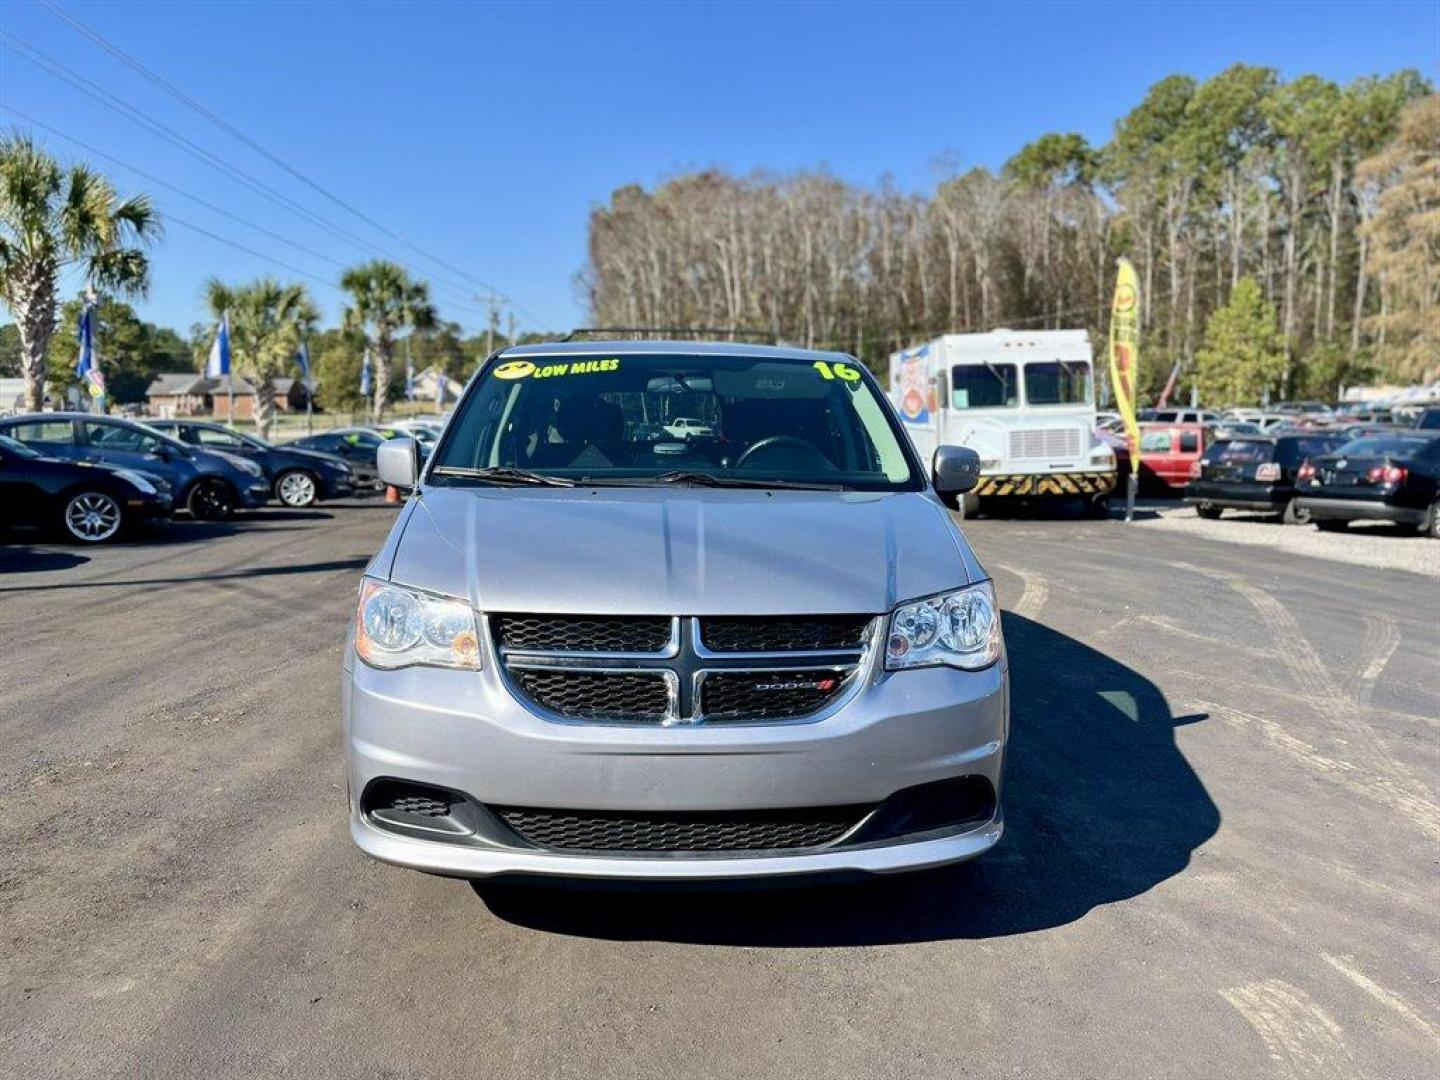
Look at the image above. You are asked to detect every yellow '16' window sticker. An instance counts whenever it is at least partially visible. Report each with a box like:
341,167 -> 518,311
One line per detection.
492,358 -> 621,381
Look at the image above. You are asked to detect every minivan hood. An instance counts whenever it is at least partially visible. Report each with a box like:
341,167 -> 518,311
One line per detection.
386,487 -> 980,616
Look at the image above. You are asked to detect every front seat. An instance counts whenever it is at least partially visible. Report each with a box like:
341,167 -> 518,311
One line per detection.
530,396 -> 626,468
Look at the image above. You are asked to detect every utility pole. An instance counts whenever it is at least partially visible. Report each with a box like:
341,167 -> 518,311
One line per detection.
477,289 -> 508,356
507,311 -> 517,349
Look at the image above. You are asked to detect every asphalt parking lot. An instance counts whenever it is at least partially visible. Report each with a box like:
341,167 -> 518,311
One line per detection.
2,503 -> 1437,1080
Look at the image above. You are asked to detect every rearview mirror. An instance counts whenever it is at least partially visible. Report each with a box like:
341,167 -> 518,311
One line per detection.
933,445 -> 981,496
377,436 -> 419,489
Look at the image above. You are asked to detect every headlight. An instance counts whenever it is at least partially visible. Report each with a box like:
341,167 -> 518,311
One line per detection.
355,578 -> 481,670
885,582 -> 1002,671
112,469 -> 157,495
1090,445 -> 1116,463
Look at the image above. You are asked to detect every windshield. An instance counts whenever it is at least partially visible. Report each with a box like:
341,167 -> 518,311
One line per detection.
950,363 -> 1018,409
0,433 -> 40,458
432,352 -> 920,490
1209,440 -> 1272,464
1024,361 -> 1092,406
1338,436 -> 1430,457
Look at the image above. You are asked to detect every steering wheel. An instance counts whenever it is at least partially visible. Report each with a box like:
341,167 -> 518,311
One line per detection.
735,435 -> 826,469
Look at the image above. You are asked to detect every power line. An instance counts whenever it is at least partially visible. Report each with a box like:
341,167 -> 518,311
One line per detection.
1,103 -> 502,326
40,0 -> 517,298
163,213 -> 344,294
0,32 -> 501,317
2,103 -> 348,274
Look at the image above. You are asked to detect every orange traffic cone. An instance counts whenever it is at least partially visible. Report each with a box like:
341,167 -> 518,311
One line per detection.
385,485 -> 401,504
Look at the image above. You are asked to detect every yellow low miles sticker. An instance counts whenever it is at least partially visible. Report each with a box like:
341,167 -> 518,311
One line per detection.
493,358 -> 621,380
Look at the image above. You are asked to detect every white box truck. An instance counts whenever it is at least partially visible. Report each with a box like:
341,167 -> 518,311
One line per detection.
889,329 -> 1116,512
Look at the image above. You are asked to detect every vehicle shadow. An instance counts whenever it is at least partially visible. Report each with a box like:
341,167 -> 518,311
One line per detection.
0,545 -> 90,573
0,555 -> 373,594
476,613 -> 1219,944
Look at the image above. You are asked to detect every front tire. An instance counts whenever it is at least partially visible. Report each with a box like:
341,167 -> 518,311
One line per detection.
1195,504 -> 1222,520
1422,500 -> 1440,539
1281,499 -> 1311,525
1316,519 -> 1348,532
61,490 -> 124,543
275,469 -> 318,508
187,478 -> 236,520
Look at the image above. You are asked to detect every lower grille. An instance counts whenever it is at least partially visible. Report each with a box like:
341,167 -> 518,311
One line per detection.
700,669 -> 851,721
512,667 -> 670,723
492,804 -> 868,852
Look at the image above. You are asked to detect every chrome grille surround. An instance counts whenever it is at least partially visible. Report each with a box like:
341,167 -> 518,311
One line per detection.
493,615 -> 874,727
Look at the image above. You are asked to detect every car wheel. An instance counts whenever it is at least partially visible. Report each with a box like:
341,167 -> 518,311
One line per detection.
1195,504 -> 1222,520
61,490 -> 124,543
1315,519 -> 1348,532
1423,500 -> 1440,539
1281,499 -> 1311,525
275,469 -> 318,508
187,478 -> 236,520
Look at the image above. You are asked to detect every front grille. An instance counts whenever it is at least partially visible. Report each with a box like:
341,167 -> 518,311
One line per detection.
701,669 -> 852,721
700,615 -> 872,652
492,804 -> 867,852
494,614 -> 672,653
512,667 -> 670,723
498,615 -> 866,727
1009,428 -> 1081,459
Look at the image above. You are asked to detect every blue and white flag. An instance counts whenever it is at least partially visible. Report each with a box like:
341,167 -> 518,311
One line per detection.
435,371 -> 445,408
205,313 -> 231,378
359,347 -> 372,396
75,303 -> 106,401
296,341 -> 313,391
405,356 -> 415,400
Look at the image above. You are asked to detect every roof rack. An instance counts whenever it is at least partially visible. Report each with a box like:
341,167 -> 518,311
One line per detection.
560,327 -> 778,344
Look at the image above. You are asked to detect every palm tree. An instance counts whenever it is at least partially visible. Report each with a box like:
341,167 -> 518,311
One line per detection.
205,278 -> 318,441
0,135 -> 158,411
340,260 -> 436,421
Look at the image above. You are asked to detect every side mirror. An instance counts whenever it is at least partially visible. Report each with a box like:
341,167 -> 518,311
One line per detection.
151,446 -> 171,462
377,436 -> 419,489
933,445 -> 981,497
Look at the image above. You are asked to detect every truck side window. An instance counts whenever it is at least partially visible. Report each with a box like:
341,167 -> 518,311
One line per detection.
1179,432 -> 1199,453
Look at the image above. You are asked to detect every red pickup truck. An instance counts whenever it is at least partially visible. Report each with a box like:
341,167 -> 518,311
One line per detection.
1137,423 -> 1210,490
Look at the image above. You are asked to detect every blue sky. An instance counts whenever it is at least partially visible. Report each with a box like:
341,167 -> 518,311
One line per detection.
1,0 -> 1435,338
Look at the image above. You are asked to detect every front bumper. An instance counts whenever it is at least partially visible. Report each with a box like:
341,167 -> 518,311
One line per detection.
974,469 -> 1115,498
1295,495 -> 1425,525
318,474 -> 356,500
344,646 -> 1008,881
238,481 -> 271,509
126,495 -> 174,520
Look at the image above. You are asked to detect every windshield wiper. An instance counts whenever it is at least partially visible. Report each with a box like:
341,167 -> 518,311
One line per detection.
622,470 -> 848,491
431,466 -> 574,487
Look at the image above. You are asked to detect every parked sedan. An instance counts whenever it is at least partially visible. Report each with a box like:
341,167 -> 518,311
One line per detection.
1295,433 -> 1440,536
146,419 -> 354,508
1185,434 -> 1348,523
0,433 -> 173,542
285,427 -> 432,487
0,414 -> 270,519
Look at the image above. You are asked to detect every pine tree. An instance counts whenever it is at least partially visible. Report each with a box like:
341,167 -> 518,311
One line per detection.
1194,277 -> 1286,406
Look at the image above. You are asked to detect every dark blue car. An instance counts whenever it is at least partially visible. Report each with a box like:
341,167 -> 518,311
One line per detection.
146,419 -> 355,508
0,413 -> 271,519
0,433 -> 173,542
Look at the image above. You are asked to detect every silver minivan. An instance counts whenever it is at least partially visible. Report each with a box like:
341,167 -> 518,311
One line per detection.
344,341 -> 1007,881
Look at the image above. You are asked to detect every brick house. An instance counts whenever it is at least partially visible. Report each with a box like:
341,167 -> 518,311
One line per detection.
145,374 -> 310,419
